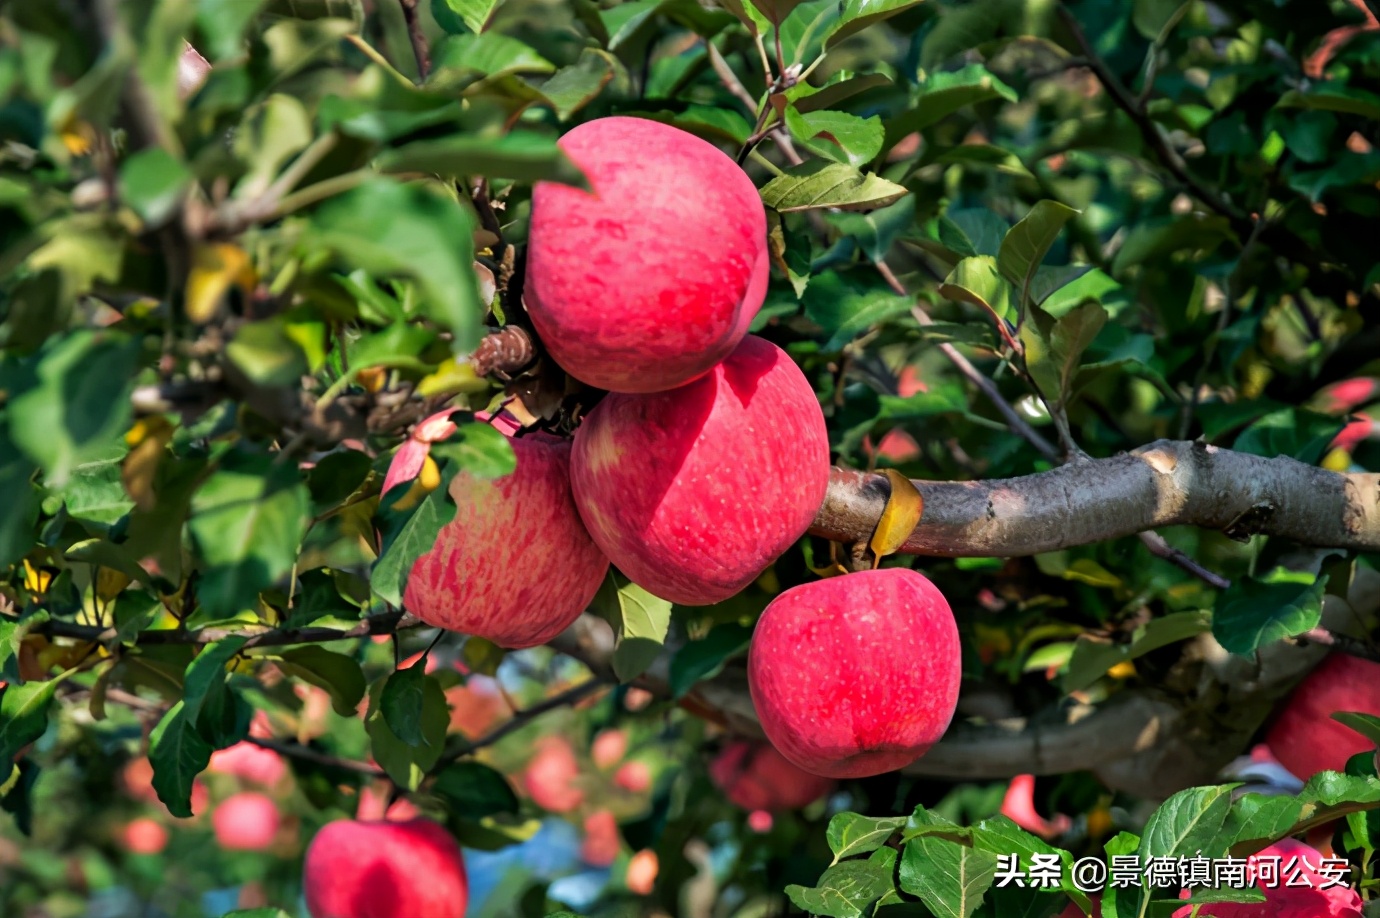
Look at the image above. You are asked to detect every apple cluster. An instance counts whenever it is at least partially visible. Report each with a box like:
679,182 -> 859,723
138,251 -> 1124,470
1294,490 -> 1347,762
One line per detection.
399,115 -> 963,786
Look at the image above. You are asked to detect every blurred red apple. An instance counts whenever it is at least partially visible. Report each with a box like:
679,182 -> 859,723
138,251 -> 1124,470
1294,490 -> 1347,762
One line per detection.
614,760 -> 651,794
571,336 -> 829,605
118,817 -> 168,855
709,741 -> 835,811
305,818 -> 467,918
1266,654 -> 1380,779
626,848 -> 659,895
581,809 -> 621,867
523,737 -> 583,812
212,792 -> 280,851
356,784 -> 421,823
527,116 -> 768,394
208,742 -> 287,788
748,568 -> 961,778
404,432 -> 610,649
747,810 -> 773,833
446,675 -> 507,738
591,729 -> 628,770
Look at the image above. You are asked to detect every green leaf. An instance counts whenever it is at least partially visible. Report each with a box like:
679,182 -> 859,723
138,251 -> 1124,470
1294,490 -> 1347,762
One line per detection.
431,761 -> 520,818
1334,712 -> 1380,747
540,49 -> 619,122
188,449 -> 312,617
55,456 -> 136,528
1212,567 -> 1326,656
1232,408 -> 1345,467
888,64 -> 1018,138
826,812 -> 907,863
429,32 -> 555,84
120,148 -> 191,227
429,422 -> 517,480
784,107 -> 884,169
311,179 -> 484,352
442,0 -> 503,32
0,680 -> 60,762
1277,87 -> 1380,121
377,132 -> 586,185
937,209 -> 1009,259
590,571 -> 672,682
1063,610 -> 1212,693
1020,301 -> 1108,408
803,269 -> 913,351
8,331 -> 140,488
939,256 -> 1014,323
899,833 -> 998,918
1140,784 -> 1235,859
381,660 -> 434,747
148,701 -> 214,818
826,196 -> 916,263
365,676 -> 448,790
668,622 -> 752,699
828,0 -> 927,47
997,201 -> 1080,307
786,847 -> 898,918
227,318 -> 311,388
760,160 -> 909,213
371,462 -> 459,607
276,647 -> 366,717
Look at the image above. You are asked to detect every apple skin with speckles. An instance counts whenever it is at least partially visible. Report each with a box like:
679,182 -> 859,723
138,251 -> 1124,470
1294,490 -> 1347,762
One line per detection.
526,116 -> 769,394
304,818 -> 468,918
748,568 -> 962,779
570,335 -> 830,606
1265,653 -> 1380,779
403,433 -> 610,649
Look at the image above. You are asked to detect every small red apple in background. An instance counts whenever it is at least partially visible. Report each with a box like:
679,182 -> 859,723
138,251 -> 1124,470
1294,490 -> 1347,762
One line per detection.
624,688 -> 654,712
212,792 -> 280,851
1316,377 -> 1380,414
748,568 -> 962,778
626,848 -> 659,895
356,784 -> 420,823
526,116 -> 768,394
1171,837 -> 1361,917
614,760 -> 651,794
1000,774 -> 1071,840
581,809 -> 621,866
121,757 -> 209,819
208,742 -> 287,788
446,675 -> 507,738
709,741 -> 835,812
747,810 -> 773,833
1266,654 -> 1380,779
523,736 -> 584,813
591,729 -> 628,770
571,335 -> 830,606
404,432 -> 610,649
304,819 -> 468,918
118,817 -> 168,855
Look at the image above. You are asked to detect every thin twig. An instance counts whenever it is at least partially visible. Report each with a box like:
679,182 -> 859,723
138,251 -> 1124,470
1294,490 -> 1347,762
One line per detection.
434,678 -> 610,769
34,610 -> 415,649
247,736 -> 387,776
1138,531 -> 1232,589
707,42 -> 758,113
397,0 -> 431,80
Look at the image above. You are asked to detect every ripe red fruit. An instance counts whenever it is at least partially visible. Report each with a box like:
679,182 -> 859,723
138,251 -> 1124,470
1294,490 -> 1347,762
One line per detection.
581,809 -> 621,866
591,728 -> 628,770
709,741 -> 835,812
626,849 -> 659,895
526,116 -> 769,394
404,433 -> 609,649
212,792 -> 280,851
748,568 -> 961,778
571,336 -> 830,605
523,736 -> 584,813
1000,774 -> 1071,840
1171,838 -> 1361,917
208,742 -> 287,788
1266,654 -> 1380,779
304,818 -> 468,918
118,817 -> 169,855
613,760 -> 651,793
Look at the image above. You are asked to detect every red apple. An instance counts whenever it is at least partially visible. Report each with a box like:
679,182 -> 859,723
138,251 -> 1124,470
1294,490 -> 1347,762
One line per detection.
709,740 -> 835,811
614,760 -> 651,794
591,729 -> 628,770
626,848 -> 659,895
1000,774 -> 1071,840
446,676 -> 507,738
747,568 -> 961,778
1266,654 -> 1380,779
404,432 -> 610,649
118,817 -> 168,855
1171,838 -> 1361,917
212,792 -> 280,851
526,116 -> 768,394
356,784 -> 421,823
581,809 -> 621,867
747,810 -> 773,833
304,818 -> 468,918
208,742 -> 287,788
571,335 -> 830,605
523,736 -> 584,813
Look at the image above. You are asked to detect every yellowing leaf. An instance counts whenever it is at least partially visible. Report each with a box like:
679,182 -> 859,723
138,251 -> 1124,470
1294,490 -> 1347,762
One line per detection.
417,357 -> 487,398
186,243 -> 256,324
96,567 -> 131,601
60,118 -> 97,156
22,559 -> 52,595
356,366 -> 388,393
869,469 -> 923,565
125,416 -> 173,449
390,455 -> 441,512
123,420 -> 175,512
1107,660 -> 1137,680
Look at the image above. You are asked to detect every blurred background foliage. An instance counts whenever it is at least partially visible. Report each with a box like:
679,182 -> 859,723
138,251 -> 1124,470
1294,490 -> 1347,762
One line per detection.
0,0 -> 1379,915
